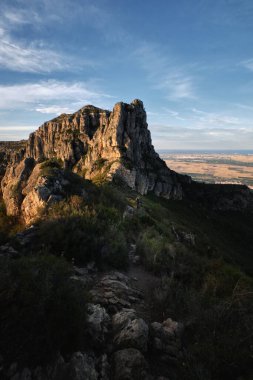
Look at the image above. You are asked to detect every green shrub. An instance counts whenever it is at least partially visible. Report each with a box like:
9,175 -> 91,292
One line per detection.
63,171 -> 92,195
40,158 -> 62,170
38,216 -> 103,265
0,255 -> 88,367
98,184 -> 127,211
10,181 -> 20,198
40,158 -> 62,176
136,228 -> 174,271
37,207 -> 128,269
93,157 -> 107,170
0,199 -> 22,244
151,259 -> 253,380
101,229 -> 128,269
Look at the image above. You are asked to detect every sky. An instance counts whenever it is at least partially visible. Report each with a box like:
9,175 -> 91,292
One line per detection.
0,0 -> 253,150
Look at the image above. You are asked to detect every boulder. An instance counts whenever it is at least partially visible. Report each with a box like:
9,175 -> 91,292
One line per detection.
150,318 -> 183,361
113,348 -> 149,380
113,317 -> 149,352
112,309 -> 149,352
90,272 -> 144,313
86,304 -> 110,347
68,352 -> 98,380
112,308 -> 136,332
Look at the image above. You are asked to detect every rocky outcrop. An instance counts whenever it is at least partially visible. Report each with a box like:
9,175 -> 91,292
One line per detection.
1,268 -> 184,380
1,100 -> 190,223
90,272 -> 145,314
24,100 -> 188,198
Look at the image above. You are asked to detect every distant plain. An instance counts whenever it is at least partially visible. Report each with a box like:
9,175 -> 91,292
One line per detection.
160,151 -> 253,188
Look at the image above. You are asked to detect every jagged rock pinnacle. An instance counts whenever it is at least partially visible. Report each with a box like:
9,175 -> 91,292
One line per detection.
1,100 -> 191,223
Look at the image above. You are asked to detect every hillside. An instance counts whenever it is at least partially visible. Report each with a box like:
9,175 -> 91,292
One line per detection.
0,101 -> 252,380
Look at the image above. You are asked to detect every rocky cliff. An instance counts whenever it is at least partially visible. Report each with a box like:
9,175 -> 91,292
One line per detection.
1,100 -> 190,223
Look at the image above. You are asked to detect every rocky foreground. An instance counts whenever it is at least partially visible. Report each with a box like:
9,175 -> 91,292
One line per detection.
1,233 -> 183,380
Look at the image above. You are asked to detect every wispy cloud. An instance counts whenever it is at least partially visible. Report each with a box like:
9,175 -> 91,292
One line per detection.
240,58 -> 253,71
0,80 -> 113,113
192,108 -> 241,127
3,9 -> 41,25
0,2 -> 96,73
234,103 -> 253,111
0,0 -> 110,33
133,43 -> 196,100
151,124 -> 253,150
157,73 -> 195,100
0,31 -> 71,73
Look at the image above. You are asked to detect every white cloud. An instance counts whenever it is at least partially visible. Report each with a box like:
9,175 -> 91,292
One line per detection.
0,80 -> 113,113
35,106 -> 72,115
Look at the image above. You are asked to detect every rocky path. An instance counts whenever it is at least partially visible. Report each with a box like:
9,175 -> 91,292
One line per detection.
3,249 -> 183,380
127,244 -> 161,322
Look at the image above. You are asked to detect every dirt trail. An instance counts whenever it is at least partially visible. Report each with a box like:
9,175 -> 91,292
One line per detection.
127,245 -> 161,322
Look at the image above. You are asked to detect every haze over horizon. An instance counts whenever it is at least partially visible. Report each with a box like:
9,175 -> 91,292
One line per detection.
0,0 -> 253,149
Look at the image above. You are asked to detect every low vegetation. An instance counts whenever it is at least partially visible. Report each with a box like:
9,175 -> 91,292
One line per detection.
0,255 -> 88,366
0,178 -> 252,378
0,199 -> 22,244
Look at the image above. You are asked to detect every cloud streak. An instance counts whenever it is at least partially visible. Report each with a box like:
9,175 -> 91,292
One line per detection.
151,124 -> 253,150
0,32 -> 70,73
0,2 -> 97,73
0,80 -> 113,113
191,108 -> 241,127
134,43 -> 196,100
241,58 -> 253,72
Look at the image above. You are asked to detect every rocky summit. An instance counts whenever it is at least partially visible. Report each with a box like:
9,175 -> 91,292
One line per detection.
1,100 -> 190,224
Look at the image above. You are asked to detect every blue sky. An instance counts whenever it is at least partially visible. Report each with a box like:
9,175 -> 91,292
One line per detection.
0,0 -> 253,149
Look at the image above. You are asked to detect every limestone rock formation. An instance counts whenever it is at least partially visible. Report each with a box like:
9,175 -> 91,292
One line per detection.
1,100 -> 190,223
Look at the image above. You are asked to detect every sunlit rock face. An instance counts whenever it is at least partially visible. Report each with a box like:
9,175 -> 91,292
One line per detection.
1,99 -> 190,223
